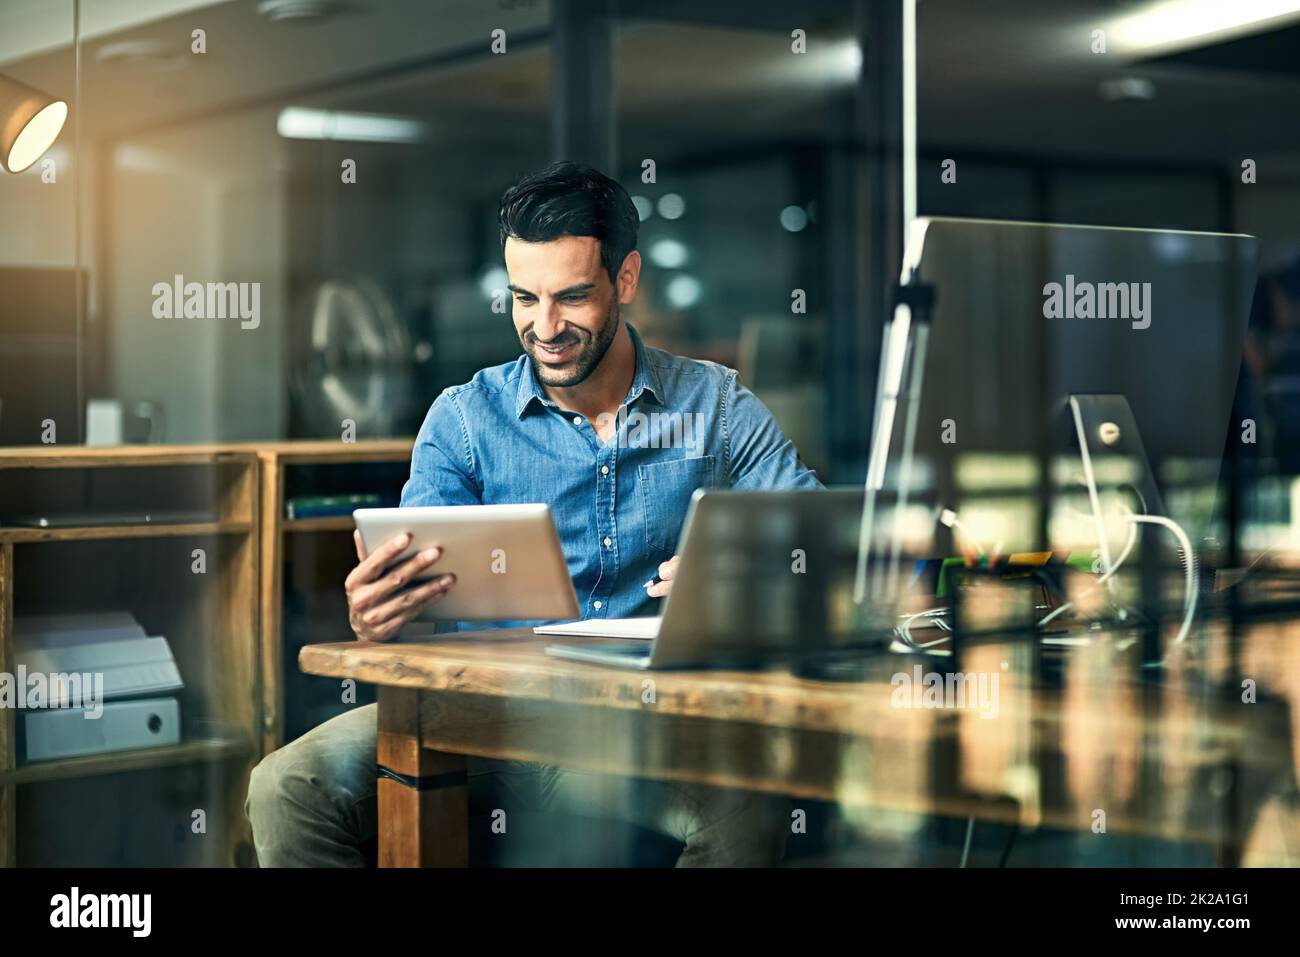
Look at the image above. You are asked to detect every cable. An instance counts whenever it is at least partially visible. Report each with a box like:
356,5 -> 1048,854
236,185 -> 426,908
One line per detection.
907,504 -> 1198,660
998,823 -> 1019,867
1129,513 -> 1198,650
897,606 -> 951,650
1037,510 -> 1139,628
1036,510 -> 1198,656
894,507 -> 985,652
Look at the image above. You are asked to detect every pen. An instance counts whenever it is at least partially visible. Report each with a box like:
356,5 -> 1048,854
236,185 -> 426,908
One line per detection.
645,574 -> 663,589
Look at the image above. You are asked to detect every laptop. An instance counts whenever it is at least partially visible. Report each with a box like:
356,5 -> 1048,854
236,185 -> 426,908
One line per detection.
539,488 -> 866,669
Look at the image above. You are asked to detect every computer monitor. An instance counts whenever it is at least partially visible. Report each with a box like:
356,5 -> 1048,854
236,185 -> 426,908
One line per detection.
856,218 -> 1260,634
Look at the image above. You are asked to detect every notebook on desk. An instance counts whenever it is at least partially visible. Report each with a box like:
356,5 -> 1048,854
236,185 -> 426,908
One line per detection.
533,617 -> 661,640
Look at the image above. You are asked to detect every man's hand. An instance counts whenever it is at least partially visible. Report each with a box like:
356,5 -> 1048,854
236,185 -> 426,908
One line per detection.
345,530 -> 456,642
645,555 -> 679,599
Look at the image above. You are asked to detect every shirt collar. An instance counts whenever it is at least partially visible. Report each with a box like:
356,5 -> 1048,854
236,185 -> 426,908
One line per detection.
514,321 -> 664,419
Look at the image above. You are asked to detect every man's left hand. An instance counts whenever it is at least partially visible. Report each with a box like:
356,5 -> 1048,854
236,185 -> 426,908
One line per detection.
645,556 -> 679,598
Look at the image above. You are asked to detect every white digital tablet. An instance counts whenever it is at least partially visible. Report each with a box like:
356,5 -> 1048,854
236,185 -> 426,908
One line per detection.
352,504 -> 580,621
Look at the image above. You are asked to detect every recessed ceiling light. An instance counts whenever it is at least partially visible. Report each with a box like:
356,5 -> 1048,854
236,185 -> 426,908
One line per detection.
665,274 -> 702,309
648,238 -> 689,268
94,40 -> 189,73
657,193 -> 686,220
779,205 -> 810,232
1098,77 -> 1157,101
277,106 -> 425,143
257,0 -> 350,24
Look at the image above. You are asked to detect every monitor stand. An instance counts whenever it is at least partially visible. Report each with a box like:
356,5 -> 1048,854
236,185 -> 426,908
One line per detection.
1063,393 -> 1197,663
1066,393 -> 1168,579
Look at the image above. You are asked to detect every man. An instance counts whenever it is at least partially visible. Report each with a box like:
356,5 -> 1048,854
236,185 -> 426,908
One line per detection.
246,161 -> 821,867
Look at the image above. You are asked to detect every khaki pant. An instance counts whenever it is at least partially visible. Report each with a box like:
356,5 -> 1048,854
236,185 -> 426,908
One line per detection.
246,703 -> 789,867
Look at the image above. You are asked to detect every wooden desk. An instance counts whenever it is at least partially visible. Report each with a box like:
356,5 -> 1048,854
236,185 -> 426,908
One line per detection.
300,628 -> 1295,867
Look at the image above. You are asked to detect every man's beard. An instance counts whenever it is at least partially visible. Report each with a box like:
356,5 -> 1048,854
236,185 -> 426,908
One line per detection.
522,300 -> 621,388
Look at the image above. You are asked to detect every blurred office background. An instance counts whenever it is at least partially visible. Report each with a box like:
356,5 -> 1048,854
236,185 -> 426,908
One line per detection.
3,0 -> 1298,486
0,0 -> 901,483
3,0 -> 1300,866
6,0 -> 1297,478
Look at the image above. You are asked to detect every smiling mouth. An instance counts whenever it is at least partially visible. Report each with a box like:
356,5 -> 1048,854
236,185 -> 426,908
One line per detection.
534,339 -> 579,363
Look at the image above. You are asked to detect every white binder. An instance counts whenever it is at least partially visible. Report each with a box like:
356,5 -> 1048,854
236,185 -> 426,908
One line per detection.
14,612 -> 184,703
22,697 -> 181,762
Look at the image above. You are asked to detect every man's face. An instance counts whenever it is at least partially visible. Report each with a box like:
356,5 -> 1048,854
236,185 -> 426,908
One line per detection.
505,234 -> 625,388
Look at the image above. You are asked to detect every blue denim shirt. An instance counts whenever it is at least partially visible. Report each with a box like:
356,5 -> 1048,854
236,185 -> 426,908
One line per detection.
400,323 -> 821,627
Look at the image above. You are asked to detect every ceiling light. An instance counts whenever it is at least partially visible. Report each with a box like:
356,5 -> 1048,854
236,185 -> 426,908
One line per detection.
1109,0 -> 1300,54
478,266 -> 508,299
1098,77 -> 1157,101
777,38 -> 863,86
665,274 -> 702,309
657,193 -> 685,220
277,107 -> 425,143
257,0 -> 348,23
95,40 -> 189,73
648,238 -> 689,268
779,206 -> 810,232
0,74 -> 68,174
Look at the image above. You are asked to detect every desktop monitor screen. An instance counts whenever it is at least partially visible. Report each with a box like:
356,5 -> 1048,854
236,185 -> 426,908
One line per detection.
858,217 -> 1260,621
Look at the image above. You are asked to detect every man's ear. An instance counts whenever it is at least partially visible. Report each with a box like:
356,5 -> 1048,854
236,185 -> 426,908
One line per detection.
616,250 -> 642,304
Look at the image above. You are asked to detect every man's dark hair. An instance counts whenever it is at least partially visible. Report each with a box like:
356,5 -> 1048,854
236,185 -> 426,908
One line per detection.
498,161 -> 639,285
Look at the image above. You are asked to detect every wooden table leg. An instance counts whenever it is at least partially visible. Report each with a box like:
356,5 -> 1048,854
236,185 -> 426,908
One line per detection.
376,687 -> 468,867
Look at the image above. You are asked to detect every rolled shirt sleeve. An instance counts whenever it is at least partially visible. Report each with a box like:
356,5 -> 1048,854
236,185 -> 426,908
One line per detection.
723,369 -> 823,491
400,390 -> 483,508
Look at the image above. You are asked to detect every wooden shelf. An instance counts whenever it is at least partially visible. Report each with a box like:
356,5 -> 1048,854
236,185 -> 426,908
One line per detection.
0,520 -> 251,544
284,516 -> 355,533
0,446 -> 254,470
247,438 -> 412,465
0,440 -> 412,470
1,735 -> 250,786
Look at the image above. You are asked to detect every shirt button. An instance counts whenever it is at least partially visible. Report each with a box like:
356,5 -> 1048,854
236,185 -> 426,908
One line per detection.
600,465 -> 609,475
593,600 -> 603,610
603,537 -> 612,547
572,416 -> 582,426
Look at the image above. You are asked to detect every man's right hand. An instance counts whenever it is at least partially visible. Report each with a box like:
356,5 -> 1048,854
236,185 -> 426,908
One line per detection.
345,530 -> 456,642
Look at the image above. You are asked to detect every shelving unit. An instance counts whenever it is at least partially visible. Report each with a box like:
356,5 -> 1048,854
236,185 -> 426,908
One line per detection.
0,445 -> 261,867
251,439 -> 412,752
0,439 -> 413,866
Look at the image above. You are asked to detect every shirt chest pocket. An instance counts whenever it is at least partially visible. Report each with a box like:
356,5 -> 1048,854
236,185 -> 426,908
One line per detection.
637,454 -> 717,555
